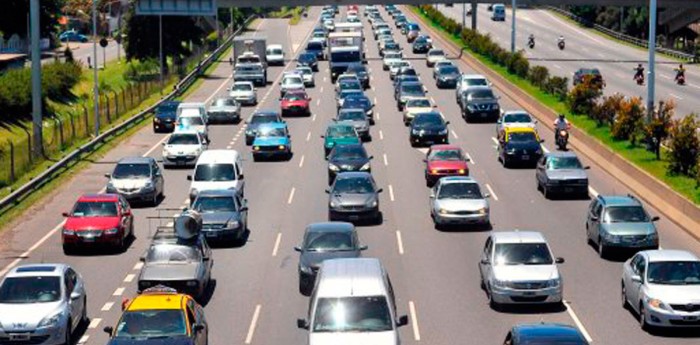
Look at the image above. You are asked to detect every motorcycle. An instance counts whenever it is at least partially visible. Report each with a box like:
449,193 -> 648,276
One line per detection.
558,40 -> 565,50
528,39 -> 535,49
635,74 -> 644,85
556,129 -> 569,151
676,74 -> 686,85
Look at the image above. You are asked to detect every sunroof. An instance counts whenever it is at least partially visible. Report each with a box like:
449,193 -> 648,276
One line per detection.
16,266 -> 56,273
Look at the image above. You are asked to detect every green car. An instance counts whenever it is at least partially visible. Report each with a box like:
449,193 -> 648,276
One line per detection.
322,123 -> 361,156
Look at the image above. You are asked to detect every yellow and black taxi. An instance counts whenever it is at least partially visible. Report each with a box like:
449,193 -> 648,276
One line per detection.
103,286 -> 208,345
497,127 -> 544,168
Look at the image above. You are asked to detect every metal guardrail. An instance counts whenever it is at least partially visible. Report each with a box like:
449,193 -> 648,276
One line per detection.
0,15 -> 256,215
544,6 -> 697,62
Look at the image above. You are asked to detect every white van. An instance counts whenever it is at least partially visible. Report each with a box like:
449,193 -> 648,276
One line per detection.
265,44 -> 285,66
491,4 -> 506,21
187,150 -> 244,202
297,258 -> 408,345
177,102 -> 208,124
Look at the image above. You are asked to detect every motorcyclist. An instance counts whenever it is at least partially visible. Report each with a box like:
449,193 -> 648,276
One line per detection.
553,114 -> 571,142
528,34 -> 535,46
675,63 -> 686,82
557,35 -> 565,47
634,64 -> 645,82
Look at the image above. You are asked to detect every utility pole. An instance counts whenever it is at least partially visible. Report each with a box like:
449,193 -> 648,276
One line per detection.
30,0 -> 42,159
511,0 -> 517,53
92,0 -> 100,137
647,0 -> 657,122
215,10 -> 220,46
159,15 -> 164,89
462,3 -> 466,28
472,0 -> 478,30
117,4 -> 122,62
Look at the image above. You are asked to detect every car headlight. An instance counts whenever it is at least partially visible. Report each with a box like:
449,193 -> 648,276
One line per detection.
546,279 -> 560,288
189,189 -> 198,199
360,162 -> 371,171
366,109 -> 373,115
105,228 -> 119,235
227,220 -> 240,228
328,163 -> 340,171
467,104 -> 477,111
330,201 -> 338,208
648,298 -> 671,311
186,280 -> 198,287
438,129 -> 448,135
278,145 -> 286,150
154,118 -> 162,123
37,311 -> 63,329
438,208 -> 449,215
492,279 -> 508,289
506,147 -> 516,154
366,199 -> 378,208
62,228 -> 75,236
300,265 -> 313,274
411,129 -> 420,135
253,146 -> 260,151
478,207 -> 488,215
106,181 -> 115,191
143,181 -> 154,190
161,150 -> 169,157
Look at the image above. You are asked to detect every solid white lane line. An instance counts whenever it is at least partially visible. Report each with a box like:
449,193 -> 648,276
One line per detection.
143,135 -> 170,157
564,301 -> 593,343
204,75 -> 233,104
376,112 -> 380,120
78,335 -> 89,344
466,152 -> 476,165
272,233 -> 282,257
101,302 -> 114,311
88,318 -> 102,329
312,114 -> 317,122
450,130 -> 458,139
299,155 -> 305,168
388,185 -> 395,201
287,187 -> 296,204
113,287 -> 125,296
374,97 -> 378,104
542,145 -> 550,154
670,93 -> 683,100
396,231 -> 405,255
588,186 -> 599,197
383,154 -> 388,166
379,130 -> 384,140
409,301 -> 421,341
0,220 -> 64,277
244,305 -> 262,344
133,262 -> 144,270
124,274 -> 135,283
491,137 -> 499,145
306,131 -> 311,141
486,183 -> 499,201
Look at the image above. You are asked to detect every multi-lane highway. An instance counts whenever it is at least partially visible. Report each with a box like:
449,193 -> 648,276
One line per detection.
1,5 -> 700,345
439,4 -> 698,117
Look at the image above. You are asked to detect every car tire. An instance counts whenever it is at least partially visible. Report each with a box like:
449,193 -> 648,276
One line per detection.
639,304 -> 652,332
598,237 -> 608,258
252,155 -> 259,162
62,244 -> 76,255
621,282 -> 629,310
81,297 -> 88,325
63,319 -> 72,345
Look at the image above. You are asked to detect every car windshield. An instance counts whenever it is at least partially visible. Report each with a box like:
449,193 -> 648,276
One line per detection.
438,183 -> 482,200
647,261 -> 700,285
338,111 -> 366,121
464,78 -> 488,86
233,84 -> 252,91
213,98 -> 236,107
72,201 -> 118,217
468,90 -> 495,99
328,126 -> 356,138
333,177 -> 374,194
146,244 -> 202,263
299,54 -> 316,62
341,91 -> 364,99
415,37 -> 428,44
603,206 -> 649,223
284,93 -> 306,101
343,97 -> 370,109
168,134 -> 199,145
113,163 -> 150,179
0,277 -> 61,304
115,310 -> 187,339
194,164 -> 235,182
250,114 -> 279,124
428,50 -> 444,56
413,114 -> 443,126
257,127 -> 286,138
312,296 -> 393,332
333,146 -> 367,160
407,99 -> 431,108
339,81 -> 361,91
179,116 -> 204,127
384,43 -> 399,50
307,42 -> 323,50
401,84 -> 424,94
508,132 -> 537,143
429,149 -> 462,161
283,77 -> 303,85
193,196 -> 236,213
503,113 -> 531,123
268,48 -> 283,55
494,243 -> 554,265
439,66 -> 459,75
547,156 -> 583,170
304,231 -> 355,251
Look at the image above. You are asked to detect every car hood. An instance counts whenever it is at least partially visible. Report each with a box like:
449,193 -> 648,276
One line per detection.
427,160 -> 467,171
191,180 -> 240,193
310,331 -> 397,345
300,250 -> 361,269
493,265 -> 559,282
330,158 -> 370,170
65,216 -> 120,230
111,178 -> 150,189
546,169 -> 588,180
107,336 -> 194,345
646,284 -> 700,304
201,212 -> 240,224
601,222 -> 656,236
330,192 -> 375,206
140,262 -> 201,281
253,137 -> 289,147
0,301 -> 64,329
208,106 -> 239,113
434,198 -> 487,212
505,141 -> 541,151
406,106 -> 433,115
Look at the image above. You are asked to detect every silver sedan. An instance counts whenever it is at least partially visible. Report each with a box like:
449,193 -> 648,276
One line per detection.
430,176 -> 490,227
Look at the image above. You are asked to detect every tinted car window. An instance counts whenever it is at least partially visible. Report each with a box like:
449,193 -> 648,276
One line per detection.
503,113 -> 531,123
429,149 -> 462,161
213,98 -> 236,107
168,134 -> 199,145
328,126 -> 356,137
194,164 -> 235,181
250,114 -> 280,124
233,84 -> 252,91
338,111 -> 366,121
438,183 -> 482,200
547,157 -> 583,170
146,244 -> 202,263
113,163 -> 150,178
333,177 -> 374,193
413,114 -> 443,126
468,89 -> 495,99
179,116 -> 204,127
647,262 -> 700,285
313,296 -> 392,332
304,231 -> 354,251
193,196 -> 237,213
115,310 -> 187,338
508,132 -> 537,143
72,201 -> 118,217
603,206 -> 649,223
333,145 -> 368,159
494,243 -> 554,265
0,277 -> 61,303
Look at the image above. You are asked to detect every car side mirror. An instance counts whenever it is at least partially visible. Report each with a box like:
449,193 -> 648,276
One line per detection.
239,174 -> 244,180
297,318 -> 309,329
480,258 -> 490,265
62,212 -> 70,217
368,156 -> 374,160
360,245 -> 368,251
139,256 -> 146,262
320,135 -> 325,138
631,275 -> 642,283
325,189 -> 330,194
652,216 -> 660,222
294,246 -> 302,252
555,257 -> 565,264
539,139 -> 546,143
377,188 -> 384,193
590,215 -> 599,222
104,173 -> 111,178
397,315 -> 409,327
187,175 -> 192,181
193,324 -> 205,332
445,121 -> 451,125
584,166 -> 591,170
161,142 -> 166,146
70,291 -> 81,300
103,326 -> 114,335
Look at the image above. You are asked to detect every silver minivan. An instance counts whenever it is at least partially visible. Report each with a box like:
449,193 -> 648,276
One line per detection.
297,258 -> 408,345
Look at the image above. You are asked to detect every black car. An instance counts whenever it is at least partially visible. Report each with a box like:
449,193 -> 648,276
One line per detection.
295,222 -> 367,295
434,65 -> 460,88
327,143 -> 373,184
305,40 -> 326,60
409,112 -> 450,147
192,190 -> 249,245
346,63 -> 370,89
412,36 -> 432,53
498,129 -> 544,168
340,95 -> 375,124
297,52 -> 319,72
503,323 -> 589,345
153,101 -> 180,133
459,86 -> 501,122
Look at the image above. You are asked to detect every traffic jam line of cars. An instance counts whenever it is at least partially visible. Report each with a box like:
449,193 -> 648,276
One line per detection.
1,5 -> 700,345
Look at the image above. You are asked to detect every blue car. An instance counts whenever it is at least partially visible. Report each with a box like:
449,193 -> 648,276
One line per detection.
59,30 -> 88,43
153,101 -> 180,133
252,123 -> 292,161
503,323 -> 589,345
297,52 -> 319,72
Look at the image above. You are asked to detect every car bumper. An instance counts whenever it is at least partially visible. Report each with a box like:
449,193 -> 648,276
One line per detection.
465,109 -> 500,121
202,226 -> 244,241
601,236 -> 658,250
543,183 -> 588,195
433,212 -> 489,225
426,171 -> 468,185
329,208 -> 379,221
153,121 -> 176,132
233,96 -> 256,105
163,155 -> 199,167
491,286 -> 563,304
644,305 -> 700,327
253,147 -> 291,158
107,188 -> 157,202
63,232 -> 123,246
0,326 -> 67,345
281,106 -> 310,115
410,134 -> 448,146
504,152 -> 541,164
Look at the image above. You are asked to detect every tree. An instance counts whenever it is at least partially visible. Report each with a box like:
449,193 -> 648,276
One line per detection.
0,0 -> 65,38
646,100 -> 675,160
567,75 -> 602,115
592,93 -> 624,127
667,114 -> 699,176
612,96 -> 645,144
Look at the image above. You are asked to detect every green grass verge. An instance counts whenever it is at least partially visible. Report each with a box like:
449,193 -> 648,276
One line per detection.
411,6 -> 700,205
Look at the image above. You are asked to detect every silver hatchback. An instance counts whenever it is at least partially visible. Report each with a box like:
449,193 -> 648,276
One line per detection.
105,157 -> 164,206
430,176 -> 490,227
0,264 -> 87,345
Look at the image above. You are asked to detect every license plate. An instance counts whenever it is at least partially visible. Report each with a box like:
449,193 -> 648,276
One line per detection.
522,291 -> 536,296
522,155 -> 530,160
684,316 -> 698,321
349,215 -> 360,220
9,334 -> 30,341
82,237 -> 96,242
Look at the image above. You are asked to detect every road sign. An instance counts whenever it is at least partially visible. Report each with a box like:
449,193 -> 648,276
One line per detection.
99,38 -> 108,48
135,0 -> 217,16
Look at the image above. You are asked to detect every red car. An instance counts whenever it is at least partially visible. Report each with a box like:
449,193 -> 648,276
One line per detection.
61,193 -> 134,254
424,145 -> 470,186
280,90 -> 311,117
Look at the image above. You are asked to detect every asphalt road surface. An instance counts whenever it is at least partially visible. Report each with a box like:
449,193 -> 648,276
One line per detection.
438,4 -> 698,118
1,5 -> 700,345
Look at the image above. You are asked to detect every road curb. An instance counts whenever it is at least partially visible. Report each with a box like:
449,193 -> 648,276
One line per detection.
404,6 -> 700,240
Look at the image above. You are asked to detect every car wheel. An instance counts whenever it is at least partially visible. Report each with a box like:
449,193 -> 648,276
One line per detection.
63,318 -> 72,345
598,237 -> 607,258
621,282 -> 629,310
81,297 -> 88,325
543,186 -> 549,199
639,304 -> 651,331
62,244 -> 75,255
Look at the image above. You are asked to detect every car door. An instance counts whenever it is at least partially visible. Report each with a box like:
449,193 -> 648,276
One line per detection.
535,156 -> 547,185
479,237 -> 493,287
64,268 -> 80,328
119,196 -> 132,234
590,202 -> 603,242
630,255 -> 647,307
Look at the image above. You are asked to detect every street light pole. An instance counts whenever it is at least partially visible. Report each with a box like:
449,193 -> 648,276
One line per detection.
92,0 -> 100,137
462,3 -> 466,28
511,0 -> 517,53
647,0 -> 657,122
159,15 -> 164,89
30,0 -> 42,159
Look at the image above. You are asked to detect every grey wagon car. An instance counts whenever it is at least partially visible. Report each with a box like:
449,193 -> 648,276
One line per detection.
105,157 -> 164,206
535,152 -> 590,199
327,172 -> 383,224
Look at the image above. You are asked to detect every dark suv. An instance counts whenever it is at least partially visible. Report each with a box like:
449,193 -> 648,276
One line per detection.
346,63 -> 370,89
459,86 -> 500,122
153,101 -> 180,133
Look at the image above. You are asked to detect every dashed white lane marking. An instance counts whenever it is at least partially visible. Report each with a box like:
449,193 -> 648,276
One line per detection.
376,112 -> 381,120
388,185 -> 395,201
133,262 -> 144,270
101,302 -> 114,311
588,186 -> 599,197
88,318 -> 102,329
77,335 -> 89,344
272,233 -> 282,257
379,130 -> 384,140
409,301 -> 421,341
306,131 -> 311,141
244,304 -> 262,344
312,114 -> 317,122
450,130 -> 458,139
466,152 -> 475,165
564,300 -> 594,343
323,76 -> 327,82
319,86 -> 324,93
374,97 -> 378,104
299,155 -> 305,168
670,93 -> 683,100
541,145 -> 550,153
660,74 -> 672,80
113,287 -> 125,296
226,145 -> 232,149
485,183 -> 499,201
430,97 -> 435,104
287,187 -> 296,204
553,64 -> 562,69
383,154 -> 389,166
396,231 -> 405,255
316,99 -> 321,106
124,274 -> 135,283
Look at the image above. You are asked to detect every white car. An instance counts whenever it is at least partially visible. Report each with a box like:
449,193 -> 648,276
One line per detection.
403,97 -> 434,125
280,73 -> 305,97
389,60 -> 411,79
496,111 -> 537,136
323,19 -> 335,32
176,113 -> 208,142
188,150 -> 245,202
229,81 -> 257,105
162,129 -> 207,168
426,48 -> 447,67
265,44 -> 285,66
456,74 -> 490,106
383,52 -> 403,71
311,31 -> 326,44
295,66 -> 315,87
